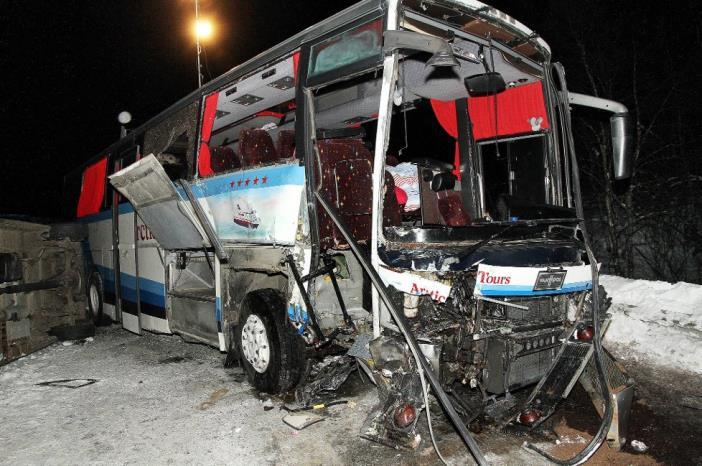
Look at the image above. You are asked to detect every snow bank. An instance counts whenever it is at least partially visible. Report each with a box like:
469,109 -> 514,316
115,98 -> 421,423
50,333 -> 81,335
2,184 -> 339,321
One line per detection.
601,274 -> 702,374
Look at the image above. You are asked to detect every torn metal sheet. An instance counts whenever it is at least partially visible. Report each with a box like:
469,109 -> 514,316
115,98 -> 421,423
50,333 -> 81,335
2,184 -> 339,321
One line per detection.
295,355 -> 357,404
109,154 -> 209,250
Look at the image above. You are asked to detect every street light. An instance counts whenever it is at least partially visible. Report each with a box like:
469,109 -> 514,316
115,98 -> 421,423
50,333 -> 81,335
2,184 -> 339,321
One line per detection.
194,19 -> 213,41
194,0 -> 214,88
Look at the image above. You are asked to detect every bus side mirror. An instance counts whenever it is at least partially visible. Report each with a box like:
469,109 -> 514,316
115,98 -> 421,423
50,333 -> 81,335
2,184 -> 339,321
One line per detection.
610,113 -> 632,180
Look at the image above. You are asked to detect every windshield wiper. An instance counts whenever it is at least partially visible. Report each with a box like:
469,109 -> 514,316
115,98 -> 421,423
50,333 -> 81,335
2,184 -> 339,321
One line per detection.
463,217 -> 581,256
463,224 -> 516,257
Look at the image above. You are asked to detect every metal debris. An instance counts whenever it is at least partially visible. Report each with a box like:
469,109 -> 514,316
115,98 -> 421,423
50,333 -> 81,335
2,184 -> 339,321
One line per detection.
36,378 -> 98,389
283,413 -> 325,430
295,355 -> 357,405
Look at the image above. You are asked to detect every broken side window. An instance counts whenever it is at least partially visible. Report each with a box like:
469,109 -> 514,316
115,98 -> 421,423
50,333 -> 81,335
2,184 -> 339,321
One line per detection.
198,52 -> 298,178
143,102 -> 198,181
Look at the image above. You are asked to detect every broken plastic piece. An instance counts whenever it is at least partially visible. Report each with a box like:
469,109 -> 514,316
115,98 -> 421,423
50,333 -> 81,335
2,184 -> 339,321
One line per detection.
283,413 -> 324,430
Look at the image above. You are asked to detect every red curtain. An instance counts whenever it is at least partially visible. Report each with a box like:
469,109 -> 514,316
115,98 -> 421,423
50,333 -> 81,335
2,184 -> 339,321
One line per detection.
467,81 -> 549,140
76,157 -> 108,218
198,92 -> 220,178
429,99 -> 461,179
292,51 -> 300,83
430,83 -> 550,178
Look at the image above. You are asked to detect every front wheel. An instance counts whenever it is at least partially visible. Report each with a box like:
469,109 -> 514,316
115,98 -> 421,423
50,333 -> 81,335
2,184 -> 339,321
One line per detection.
236,290 -> 306,393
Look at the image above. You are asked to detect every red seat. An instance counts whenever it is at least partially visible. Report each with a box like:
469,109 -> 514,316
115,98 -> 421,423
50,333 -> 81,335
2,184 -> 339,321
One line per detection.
277,130 -> 296,160
316,139 -> 403,250
438,192 -> 471,226
210,146 -> 242,173
239,129 -> 278,167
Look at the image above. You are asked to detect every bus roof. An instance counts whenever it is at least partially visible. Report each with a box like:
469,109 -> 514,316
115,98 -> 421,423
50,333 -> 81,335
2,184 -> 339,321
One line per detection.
69,0 -> 550,175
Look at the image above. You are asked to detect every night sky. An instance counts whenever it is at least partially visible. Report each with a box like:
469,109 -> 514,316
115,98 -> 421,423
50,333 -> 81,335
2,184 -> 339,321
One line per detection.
2,0 -> 700,220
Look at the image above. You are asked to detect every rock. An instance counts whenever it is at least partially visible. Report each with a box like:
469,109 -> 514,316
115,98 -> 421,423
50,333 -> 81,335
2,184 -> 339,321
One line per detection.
631,439 -> 648,453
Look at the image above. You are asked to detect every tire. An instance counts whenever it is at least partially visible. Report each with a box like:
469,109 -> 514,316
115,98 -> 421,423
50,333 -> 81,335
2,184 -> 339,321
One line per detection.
87,271 -> 104,326
236,290 -> 306,393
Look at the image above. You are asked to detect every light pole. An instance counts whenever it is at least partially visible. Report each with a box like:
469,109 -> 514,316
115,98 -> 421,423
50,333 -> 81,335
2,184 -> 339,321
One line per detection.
194,0 -> 213,88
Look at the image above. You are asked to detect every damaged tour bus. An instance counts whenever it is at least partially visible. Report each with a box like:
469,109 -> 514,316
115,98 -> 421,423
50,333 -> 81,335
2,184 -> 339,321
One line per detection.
65,1 -> 635,463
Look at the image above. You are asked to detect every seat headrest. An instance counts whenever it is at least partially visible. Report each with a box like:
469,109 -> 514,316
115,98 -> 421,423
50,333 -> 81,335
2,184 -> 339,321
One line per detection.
239,129 -> 277,167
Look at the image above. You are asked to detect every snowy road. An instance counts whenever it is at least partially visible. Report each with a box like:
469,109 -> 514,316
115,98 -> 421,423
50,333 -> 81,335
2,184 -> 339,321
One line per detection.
0,328 -> 500,465
1,304 -> 698,464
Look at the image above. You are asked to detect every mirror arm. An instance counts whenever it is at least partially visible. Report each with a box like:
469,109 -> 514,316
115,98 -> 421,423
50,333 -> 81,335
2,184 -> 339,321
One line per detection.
567,92 -> 628,114
567,92 -> 633,180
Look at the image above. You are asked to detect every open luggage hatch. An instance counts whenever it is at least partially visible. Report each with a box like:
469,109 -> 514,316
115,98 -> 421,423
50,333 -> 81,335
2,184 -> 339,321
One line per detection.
109,154 -> 211,250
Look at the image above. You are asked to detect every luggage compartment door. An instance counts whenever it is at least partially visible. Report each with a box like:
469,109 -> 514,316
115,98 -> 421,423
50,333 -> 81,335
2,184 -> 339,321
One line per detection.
109,154 -> 211,250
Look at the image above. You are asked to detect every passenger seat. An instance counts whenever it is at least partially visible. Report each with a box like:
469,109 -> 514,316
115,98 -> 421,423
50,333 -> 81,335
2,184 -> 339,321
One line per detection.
239,129 -> 278,167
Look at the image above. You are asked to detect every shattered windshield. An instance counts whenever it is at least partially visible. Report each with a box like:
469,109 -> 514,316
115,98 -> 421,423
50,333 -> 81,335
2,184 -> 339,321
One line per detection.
381,49 -> 572,238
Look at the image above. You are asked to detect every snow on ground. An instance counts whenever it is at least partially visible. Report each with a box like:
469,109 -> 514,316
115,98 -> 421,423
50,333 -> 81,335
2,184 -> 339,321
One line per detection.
0,328 -> 547,466
601,274 -> 702,374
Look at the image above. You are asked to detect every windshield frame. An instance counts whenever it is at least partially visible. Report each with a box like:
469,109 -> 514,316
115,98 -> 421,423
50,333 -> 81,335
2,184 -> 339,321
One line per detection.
377,11 -> 575,246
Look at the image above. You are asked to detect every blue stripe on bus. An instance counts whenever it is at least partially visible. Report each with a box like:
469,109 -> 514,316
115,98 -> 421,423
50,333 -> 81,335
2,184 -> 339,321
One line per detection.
96,265 -> 166,309
477,281 -> 592,297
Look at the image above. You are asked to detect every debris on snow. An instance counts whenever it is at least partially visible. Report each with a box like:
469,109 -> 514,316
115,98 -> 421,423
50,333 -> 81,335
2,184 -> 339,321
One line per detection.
198,388 -> 229,410
283,413 -> 324,430
261,397 -> 274,411
36,378 -> 98,389
631,439 -> 649,453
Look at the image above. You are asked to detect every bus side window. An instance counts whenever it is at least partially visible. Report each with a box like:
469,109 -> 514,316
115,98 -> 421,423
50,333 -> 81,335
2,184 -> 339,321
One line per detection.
159,131 -> 189,180
198,51 -> 298,178
143,101 -> 199,181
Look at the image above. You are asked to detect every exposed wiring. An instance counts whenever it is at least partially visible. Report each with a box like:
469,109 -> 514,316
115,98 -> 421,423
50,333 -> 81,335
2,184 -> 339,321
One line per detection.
418,364 -> 449,465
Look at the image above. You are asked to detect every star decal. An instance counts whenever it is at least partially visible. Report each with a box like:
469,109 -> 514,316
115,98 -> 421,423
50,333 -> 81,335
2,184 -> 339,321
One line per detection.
237,180 -> 243,187
245,178 -> 250,186
253,176 -> 259,185
262,176 -> 268,184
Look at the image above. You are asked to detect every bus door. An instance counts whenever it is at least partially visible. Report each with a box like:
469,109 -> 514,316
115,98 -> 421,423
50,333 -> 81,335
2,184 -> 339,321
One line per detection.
109,154 -> 217,341
114,146 -> 142,334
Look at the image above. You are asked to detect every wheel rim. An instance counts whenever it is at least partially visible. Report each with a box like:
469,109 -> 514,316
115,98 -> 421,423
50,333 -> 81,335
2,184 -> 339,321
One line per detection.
89,283 -> 100,315
241,314 -> 270,373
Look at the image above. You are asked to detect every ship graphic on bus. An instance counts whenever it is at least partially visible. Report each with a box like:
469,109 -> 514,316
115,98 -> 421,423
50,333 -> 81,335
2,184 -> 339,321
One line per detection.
233,199 -> 260,229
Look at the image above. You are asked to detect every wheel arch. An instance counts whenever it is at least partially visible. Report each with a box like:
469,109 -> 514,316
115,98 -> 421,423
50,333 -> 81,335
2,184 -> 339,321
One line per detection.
222,269 -> 288,350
